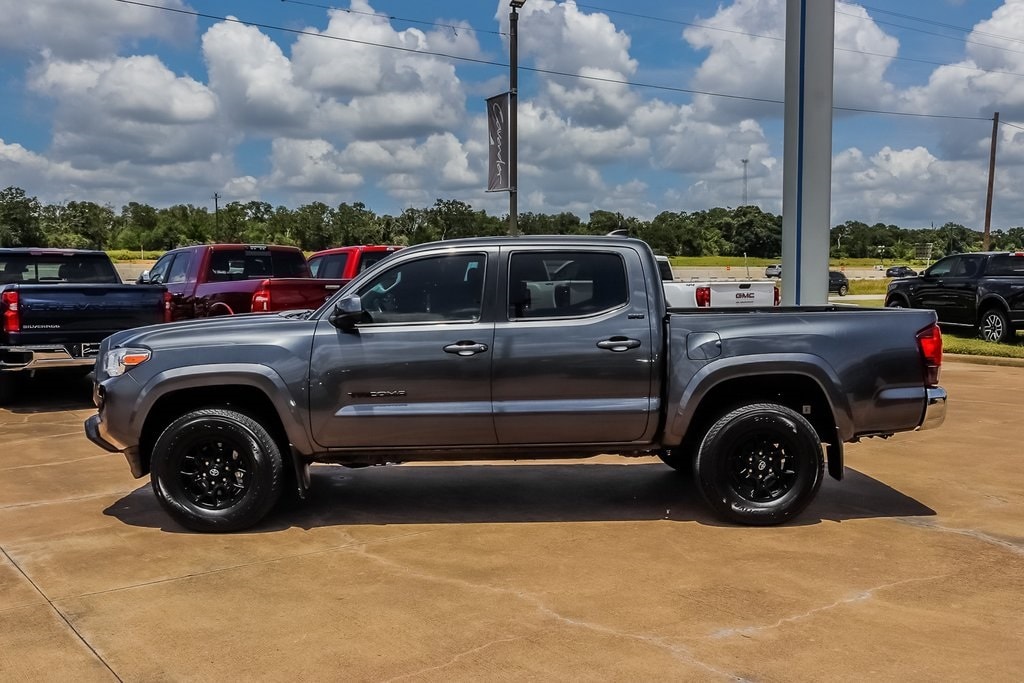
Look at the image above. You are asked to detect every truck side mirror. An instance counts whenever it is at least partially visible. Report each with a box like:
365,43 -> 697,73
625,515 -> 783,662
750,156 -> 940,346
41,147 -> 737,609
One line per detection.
328,294 -> 365,330
136,270 -> 151,284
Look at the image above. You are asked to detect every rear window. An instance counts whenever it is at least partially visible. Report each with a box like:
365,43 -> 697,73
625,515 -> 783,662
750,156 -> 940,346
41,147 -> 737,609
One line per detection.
206,247 -> 310,281
508,250 -> 628,319
359,250 -> 396,273
987,255 -> 1024,276
0,253 -> 120,284
309,253 -> 349,279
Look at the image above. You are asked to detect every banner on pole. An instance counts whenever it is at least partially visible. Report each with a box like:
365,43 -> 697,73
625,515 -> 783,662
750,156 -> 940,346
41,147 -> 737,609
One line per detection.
486,93 -> 510,192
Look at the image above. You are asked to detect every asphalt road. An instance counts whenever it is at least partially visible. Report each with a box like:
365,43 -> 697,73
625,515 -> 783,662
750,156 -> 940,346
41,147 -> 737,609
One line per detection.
1,362 -> 1022,681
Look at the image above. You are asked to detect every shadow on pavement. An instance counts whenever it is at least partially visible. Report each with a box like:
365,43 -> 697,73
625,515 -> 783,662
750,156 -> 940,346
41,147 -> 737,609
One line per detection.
2,369 -> 94,413
104,463 -> 935,533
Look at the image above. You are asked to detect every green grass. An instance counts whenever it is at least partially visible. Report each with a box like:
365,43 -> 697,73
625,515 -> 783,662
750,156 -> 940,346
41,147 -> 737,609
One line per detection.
107,249 -> 163,262
942,330 -> 1024,358
668,256 -> 929,269
849,279 -> 890,295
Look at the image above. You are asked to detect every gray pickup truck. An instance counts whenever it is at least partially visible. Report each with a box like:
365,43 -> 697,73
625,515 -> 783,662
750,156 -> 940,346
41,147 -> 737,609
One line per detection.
84,236 -> 946,532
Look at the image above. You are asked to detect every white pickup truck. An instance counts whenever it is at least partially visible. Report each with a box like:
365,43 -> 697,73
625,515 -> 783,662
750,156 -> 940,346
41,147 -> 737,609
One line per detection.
656,256 -> 779,308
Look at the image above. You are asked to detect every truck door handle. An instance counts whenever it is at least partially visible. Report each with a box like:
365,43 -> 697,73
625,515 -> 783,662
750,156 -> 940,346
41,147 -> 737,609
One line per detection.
597,337 -> 641,352
443,341 -> 489,356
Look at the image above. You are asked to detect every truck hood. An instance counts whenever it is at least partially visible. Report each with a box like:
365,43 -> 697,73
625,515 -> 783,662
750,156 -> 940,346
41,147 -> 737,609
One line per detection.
106,310 -> 315,351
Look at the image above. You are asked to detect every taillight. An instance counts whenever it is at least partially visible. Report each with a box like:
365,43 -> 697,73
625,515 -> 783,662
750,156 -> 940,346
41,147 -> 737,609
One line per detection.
917,324 -> 942,386
695,286 -> 711,308
773,286 -> 780,306
163,291 -> 173,323
252,280 -> 272,312
2,290 -> 19,333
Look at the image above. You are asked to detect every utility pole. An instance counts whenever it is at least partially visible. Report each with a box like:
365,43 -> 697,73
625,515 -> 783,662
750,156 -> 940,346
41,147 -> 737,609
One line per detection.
741,158 -> 749,206
508,0 -> 525,236
213,192 -> 221,237
983,111 -> 999,251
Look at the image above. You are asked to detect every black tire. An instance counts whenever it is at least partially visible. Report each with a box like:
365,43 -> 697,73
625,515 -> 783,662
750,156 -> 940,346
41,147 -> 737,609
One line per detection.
150,408 -> 284,532
837,284 -> 848,297
978,308 -> 1011,343
694,403 -> 824,526
885,297 -> 905,308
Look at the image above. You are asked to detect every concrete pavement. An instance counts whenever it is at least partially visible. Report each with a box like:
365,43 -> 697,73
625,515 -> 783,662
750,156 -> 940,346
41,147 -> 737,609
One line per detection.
1,363 -> 1022,681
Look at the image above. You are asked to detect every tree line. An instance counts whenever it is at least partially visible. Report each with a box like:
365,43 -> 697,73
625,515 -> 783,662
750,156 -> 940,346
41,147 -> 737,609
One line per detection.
1,185 -> 1021,260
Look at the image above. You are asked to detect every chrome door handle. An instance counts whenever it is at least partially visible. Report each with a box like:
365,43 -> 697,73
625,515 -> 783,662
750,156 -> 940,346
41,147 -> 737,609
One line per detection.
443,341 -> 489,356
597,337 -> 641,352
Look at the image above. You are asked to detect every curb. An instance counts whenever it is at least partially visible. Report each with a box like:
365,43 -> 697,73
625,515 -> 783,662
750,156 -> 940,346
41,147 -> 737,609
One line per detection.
944,353 -> 1024,368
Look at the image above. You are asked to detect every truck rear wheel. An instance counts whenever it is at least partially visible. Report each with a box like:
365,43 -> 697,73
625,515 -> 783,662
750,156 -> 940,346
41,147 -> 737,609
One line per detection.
979,308 -> 1010,343
150,408 -> 284,532
694,403 -> 823,526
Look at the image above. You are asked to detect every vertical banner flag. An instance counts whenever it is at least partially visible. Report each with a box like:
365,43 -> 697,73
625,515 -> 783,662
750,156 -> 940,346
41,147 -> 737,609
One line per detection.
486,93 -> 510,192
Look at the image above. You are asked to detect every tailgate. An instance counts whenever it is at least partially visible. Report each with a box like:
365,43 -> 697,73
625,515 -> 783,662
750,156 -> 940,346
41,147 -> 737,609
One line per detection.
709,281 -> 776,307
266,278 -> 345,310
7,284 -> 167,345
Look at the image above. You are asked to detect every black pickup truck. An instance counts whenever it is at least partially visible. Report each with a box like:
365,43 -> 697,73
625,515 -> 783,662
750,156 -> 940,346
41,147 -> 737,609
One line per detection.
885,251 -> 1024,343
1,248 -> 168,402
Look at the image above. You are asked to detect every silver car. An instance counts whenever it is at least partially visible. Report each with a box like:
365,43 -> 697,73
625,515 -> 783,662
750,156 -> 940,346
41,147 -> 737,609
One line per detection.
764,264 -> 782,278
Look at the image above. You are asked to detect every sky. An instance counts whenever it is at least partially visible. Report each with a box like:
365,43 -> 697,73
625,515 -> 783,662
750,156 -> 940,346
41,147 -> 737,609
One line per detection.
1,0 -> 1024,230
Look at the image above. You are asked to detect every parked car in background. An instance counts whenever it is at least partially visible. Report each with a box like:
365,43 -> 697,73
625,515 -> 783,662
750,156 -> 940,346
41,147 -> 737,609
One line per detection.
655,255 -> 674,281
307,245 -> 402,286
886,251 -> 1024,343
765,264 -> 782,278
886,265 -> 918,278
828,270 -> 849,296
139,244 -> 346,320
0,248 -> 168,403
621,254 -> 779,308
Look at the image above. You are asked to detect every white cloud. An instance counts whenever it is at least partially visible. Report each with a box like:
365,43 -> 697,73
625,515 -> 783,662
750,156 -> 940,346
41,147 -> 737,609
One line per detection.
265,138 -> 363,195
501,0 -> 640,127
0,0 -> 194,60
28,55 -> 222,167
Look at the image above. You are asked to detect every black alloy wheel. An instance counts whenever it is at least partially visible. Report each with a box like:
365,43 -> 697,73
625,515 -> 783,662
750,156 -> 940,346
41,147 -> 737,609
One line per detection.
150,408 -> 284,532
177,436 -> 253,510
694,403 -> 824,526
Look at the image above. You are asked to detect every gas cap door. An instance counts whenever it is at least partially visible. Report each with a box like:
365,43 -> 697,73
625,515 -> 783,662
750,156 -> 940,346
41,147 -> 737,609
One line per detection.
686,331 -> 722,360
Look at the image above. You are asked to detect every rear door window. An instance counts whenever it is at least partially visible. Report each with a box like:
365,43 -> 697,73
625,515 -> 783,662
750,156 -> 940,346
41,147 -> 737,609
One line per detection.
508,251 -> 627,319
987,255 -> 1024,276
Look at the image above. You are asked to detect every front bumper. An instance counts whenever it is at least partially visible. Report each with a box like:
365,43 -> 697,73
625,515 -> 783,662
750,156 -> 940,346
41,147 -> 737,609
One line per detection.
84,413 -> 145,478
919,386 -> 947,431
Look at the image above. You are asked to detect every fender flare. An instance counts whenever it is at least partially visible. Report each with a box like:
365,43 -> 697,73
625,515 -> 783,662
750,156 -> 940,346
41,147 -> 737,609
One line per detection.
664,353 -> 854,447
130,363 -> 313,455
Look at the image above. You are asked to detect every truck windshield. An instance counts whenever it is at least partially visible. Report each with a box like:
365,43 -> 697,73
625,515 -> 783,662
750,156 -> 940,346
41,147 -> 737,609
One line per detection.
207,248 -> 310,281
0,253 -> 120,284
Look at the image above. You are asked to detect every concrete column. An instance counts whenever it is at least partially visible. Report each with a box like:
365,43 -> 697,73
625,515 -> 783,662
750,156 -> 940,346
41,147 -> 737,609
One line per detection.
781,0 -> 835,305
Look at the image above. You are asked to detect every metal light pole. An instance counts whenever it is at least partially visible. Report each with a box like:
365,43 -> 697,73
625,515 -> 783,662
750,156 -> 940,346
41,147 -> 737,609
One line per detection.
509,0 -> 525,236
741,158 -> 749,206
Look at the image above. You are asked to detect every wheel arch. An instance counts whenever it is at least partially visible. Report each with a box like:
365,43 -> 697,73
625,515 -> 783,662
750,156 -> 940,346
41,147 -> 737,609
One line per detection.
665,357 -> 850,480
885,291 -> 910,307
976,295 -> 1010,324
132,365 -> 311,476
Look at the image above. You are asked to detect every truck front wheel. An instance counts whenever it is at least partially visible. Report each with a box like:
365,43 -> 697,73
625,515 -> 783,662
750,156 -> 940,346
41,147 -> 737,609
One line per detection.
150,408 -> 284,532
694,403 -> 823,526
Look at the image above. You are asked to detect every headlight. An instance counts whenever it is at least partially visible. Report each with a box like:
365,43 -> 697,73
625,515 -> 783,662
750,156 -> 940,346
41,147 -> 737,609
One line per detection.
104,347 -> 151,377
